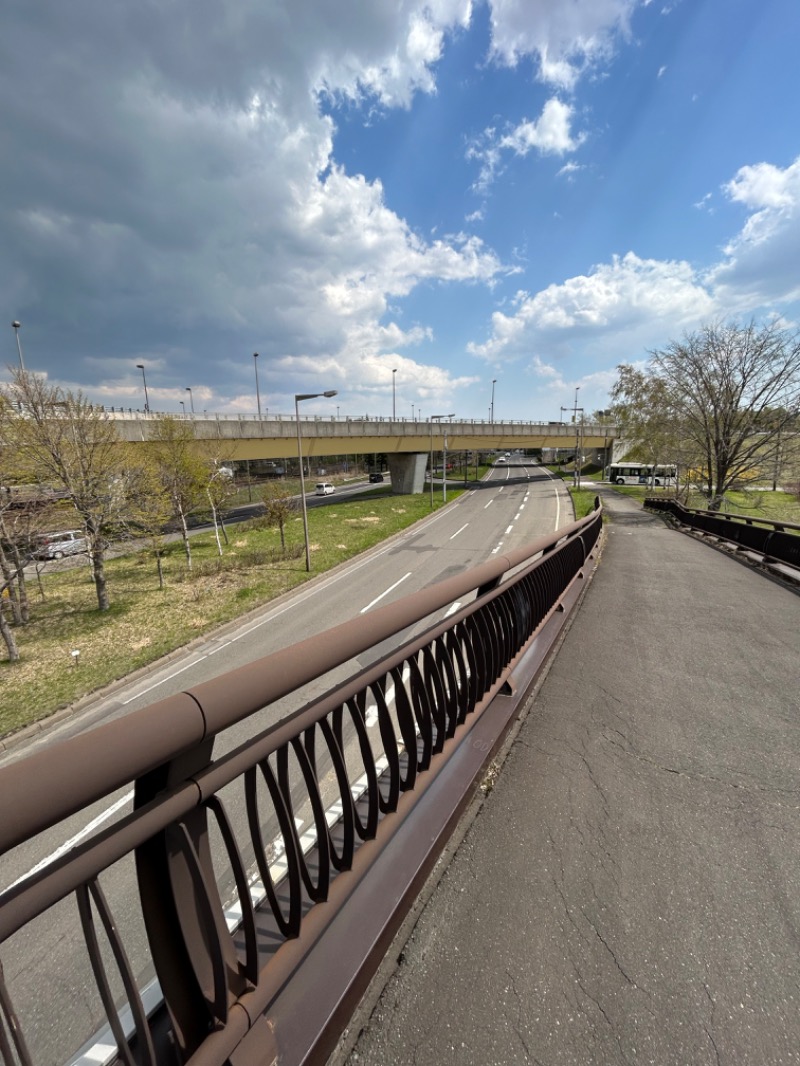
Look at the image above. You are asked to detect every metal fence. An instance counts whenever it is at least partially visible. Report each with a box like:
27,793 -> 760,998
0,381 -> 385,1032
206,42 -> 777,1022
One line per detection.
645,497 -> 800,577
0,502 -> 602,1066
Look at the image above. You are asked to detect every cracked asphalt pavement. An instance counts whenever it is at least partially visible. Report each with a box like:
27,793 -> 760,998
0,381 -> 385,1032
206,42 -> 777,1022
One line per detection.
342,490 -> 800,1066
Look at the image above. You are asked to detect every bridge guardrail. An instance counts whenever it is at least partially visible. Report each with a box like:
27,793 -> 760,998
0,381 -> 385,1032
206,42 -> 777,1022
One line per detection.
645,497 -> 800,580
0,501 -> 602,1066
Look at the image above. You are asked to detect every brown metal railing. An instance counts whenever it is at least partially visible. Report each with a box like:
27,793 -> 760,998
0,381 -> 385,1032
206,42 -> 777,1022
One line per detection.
0,501 -> 602,1066
645,497 -> 800,576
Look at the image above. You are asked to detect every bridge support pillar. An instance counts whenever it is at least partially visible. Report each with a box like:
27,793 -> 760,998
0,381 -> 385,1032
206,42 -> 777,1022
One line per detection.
387,452 -> 428,494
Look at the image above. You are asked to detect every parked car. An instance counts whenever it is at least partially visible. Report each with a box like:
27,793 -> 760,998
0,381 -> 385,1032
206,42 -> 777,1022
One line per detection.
34,530 -> 88,560
369,472 -> 384,483
315,482 -> 335,496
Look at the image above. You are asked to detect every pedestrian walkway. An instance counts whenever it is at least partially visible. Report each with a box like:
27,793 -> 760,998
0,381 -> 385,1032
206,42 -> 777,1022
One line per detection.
340,490 -> 800,1066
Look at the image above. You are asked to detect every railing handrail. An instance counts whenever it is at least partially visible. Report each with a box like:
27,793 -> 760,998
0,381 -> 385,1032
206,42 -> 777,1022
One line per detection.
0,510 -> 595,857
0,501 -> 603,1066
657,500 -> 800,534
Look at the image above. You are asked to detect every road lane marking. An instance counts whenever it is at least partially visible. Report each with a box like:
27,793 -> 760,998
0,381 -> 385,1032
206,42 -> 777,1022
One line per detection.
360,572 -> 412,614
3,790 -> 135,895
449,524 -> 469,540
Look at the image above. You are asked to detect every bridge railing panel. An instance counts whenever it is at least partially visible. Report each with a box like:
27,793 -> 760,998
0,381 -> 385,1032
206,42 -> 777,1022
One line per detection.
0,503 -> 602,1066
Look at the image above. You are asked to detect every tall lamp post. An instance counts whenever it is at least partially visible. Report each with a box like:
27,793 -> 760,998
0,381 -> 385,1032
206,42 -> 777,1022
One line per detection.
430,413 -> 454,509
253,352 -> 262,420
296,389 -> 338,571
561,387 -> 583,488
186,387 -> 195,416
392,368 -> 397,420
490,379 -> 496,423
11,321 -> 25,371
180,400 -> 186,418
135,363 -> 150,413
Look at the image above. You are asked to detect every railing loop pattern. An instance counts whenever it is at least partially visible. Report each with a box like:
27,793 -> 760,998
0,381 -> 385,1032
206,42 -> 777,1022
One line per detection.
0,502 -> 603,1066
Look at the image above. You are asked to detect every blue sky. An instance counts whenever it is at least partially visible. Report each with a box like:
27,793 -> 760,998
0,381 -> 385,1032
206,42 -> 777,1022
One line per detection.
2,0 -> 799,422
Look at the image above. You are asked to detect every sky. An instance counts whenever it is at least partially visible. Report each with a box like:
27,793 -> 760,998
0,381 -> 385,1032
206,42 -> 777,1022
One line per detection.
2,0 -> 799,423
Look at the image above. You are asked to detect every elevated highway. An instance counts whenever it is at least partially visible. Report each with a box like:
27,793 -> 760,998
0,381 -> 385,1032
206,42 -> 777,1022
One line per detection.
111,413 -> 619,461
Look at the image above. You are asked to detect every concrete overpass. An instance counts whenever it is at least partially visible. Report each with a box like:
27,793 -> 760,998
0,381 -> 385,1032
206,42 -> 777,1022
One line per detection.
111,413 -> 619,493
112,413 -> 618,460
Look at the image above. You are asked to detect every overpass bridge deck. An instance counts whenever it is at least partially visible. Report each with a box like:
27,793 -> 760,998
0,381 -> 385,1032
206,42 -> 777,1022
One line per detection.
111,414 -> 618,459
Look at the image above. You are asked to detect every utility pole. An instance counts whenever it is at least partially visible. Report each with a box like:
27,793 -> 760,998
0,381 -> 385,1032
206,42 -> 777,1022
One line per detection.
561,386 -> 584,487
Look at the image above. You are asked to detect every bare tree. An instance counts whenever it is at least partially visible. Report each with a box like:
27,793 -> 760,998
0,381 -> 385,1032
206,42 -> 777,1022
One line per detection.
116,457 -> 174,589
611,367 -> 699,497
2,371 -> 120,610
613,320 -> 800,510
258,481 -> 298,552
146,416 -> 208,570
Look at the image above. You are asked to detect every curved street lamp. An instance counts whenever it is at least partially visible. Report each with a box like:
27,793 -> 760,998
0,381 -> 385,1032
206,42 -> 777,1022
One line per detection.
296,389 -> 338,571
253,352 -> 262,420
135,363 -> 150,413
392,368 -> 397,420
11,321 -> 25,371
490,379 -> 497,423
186,387 -> 195,416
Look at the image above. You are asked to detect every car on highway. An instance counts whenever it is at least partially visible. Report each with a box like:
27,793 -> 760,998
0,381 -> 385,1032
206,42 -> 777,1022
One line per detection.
315,482 -> 335,496
369,472 -> 385,483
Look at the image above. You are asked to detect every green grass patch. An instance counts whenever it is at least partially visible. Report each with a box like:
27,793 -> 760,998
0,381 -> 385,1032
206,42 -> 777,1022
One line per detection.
608,484 -> 800,524
0,490 -> 460,738
567,488 -> 601,519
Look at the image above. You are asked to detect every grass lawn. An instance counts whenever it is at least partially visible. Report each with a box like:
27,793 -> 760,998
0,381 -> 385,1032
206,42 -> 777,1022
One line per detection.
0,488 -> 461,738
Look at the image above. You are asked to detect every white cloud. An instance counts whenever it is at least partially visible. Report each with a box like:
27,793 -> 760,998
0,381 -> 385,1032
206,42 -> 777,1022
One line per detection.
487,0 -> 640,86
0,0 -> 502,411
708,157 -> 800,309
499,98 -> 585,155
468,97 -> 585,190
469,252 -> 714,362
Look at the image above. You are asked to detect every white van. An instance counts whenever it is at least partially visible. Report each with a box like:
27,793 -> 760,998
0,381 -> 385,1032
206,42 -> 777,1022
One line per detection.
34,530 -> 88,559
315,482 -> 335,496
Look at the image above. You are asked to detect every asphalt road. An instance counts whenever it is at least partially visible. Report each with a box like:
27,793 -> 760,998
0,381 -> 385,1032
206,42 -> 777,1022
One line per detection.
344,488 -> 800,1066
1,461 -> 572,1065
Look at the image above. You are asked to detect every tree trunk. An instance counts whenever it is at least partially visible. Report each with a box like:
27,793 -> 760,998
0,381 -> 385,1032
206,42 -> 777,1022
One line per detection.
207,490 -> 223,557
91,550 -> 110,610
179,508 -> 192,569
11,544 -> 30,622
0,598 -> 20,661
0,554 -> 22,625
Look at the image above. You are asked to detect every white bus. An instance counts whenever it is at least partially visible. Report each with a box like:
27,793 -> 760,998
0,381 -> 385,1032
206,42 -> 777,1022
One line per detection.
607,462 -> 677,487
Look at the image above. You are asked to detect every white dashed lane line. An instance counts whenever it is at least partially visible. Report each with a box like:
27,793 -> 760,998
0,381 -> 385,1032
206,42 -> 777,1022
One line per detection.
360,572 -> 412,614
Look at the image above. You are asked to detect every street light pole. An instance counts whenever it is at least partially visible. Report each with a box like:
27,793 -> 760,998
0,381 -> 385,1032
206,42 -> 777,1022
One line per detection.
180,400 -> 186,418
392,368 -> 397,420
430,413 -> 454,509
491,379 -> 496,423
186,387 -> 194,416
135,363 -> 150,413
296,389 -> 338,571
11,321 -> 25,372
561,387 -> 583,488
253,352 -> 262,420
